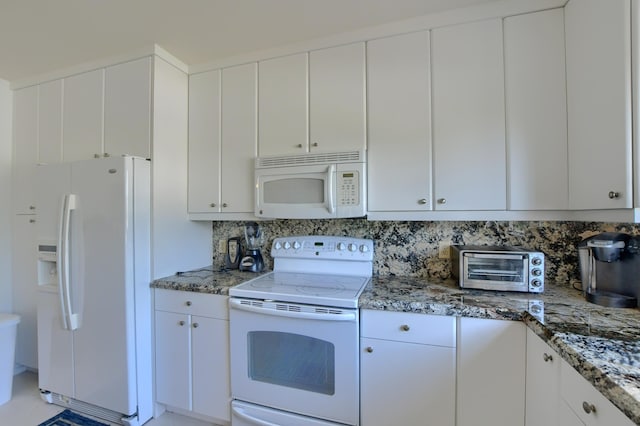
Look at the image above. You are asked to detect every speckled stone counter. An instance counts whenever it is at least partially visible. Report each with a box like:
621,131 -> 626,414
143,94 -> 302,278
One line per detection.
151,268 -> 640,424
361,277 -> 640,424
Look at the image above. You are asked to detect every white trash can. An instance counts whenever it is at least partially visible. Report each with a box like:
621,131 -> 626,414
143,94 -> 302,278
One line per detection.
0,313 -> 20,406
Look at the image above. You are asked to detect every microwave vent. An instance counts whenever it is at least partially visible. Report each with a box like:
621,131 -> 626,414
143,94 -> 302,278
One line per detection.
257,150 -> 363,168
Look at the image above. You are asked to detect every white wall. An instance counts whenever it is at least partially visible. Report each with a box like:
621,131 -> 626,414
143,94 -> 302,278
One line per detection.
0,79 -> 12,313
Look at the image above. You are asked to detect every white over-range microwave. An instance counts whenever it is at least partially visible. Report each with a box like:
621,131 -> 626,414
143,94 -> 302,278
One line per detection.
254,150 -> 366,219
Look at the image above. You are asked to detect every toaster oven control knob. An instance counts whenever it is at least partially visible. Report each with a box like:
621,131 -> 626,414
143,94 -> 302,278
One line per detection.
532,268 -> 542,277
292,241 -> 301,250
283,241 -> 291,250
360,244 -> 369,253
337,242 -> 347,251
531,279 -> 542,288
274,241 -> 282,250
531,257 -> 542,266
348,243 -> 357,252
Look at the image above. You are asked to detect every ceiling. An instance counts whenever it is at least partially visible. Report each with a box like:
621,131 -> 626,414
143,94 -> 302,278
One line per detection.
0,0 -> 498,82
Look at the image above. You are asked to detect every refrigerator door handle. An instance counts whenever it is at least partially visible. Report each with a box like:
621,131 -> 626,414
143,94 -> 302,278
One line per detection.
57,194 -> 80,331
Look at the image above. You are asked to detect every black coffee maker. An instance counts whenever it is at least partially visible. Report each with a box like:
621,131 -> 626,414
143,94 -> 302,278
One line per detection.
578,232 -> 640,308
239,222 -> 264,272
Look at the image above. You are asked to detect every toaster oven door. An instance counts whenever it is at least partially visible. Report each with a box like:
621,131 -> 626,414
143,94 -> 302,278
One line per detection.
462,253 -> 529,291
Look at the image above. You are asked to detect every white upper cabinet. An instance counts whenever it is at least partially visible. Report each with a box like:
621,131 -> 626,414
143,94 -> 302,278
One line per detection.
565,0 -> 632,209
258,53 -> 308,157
220,63 -> 257,214
431,19 -> 506,211
37,80 -> 63,165
104,57 -> 152,159
505,8 -> 568,211
188,70 -> 221,214
12,86 -> 38,215
309,42 -> 366,153
367,31 -> 431,212
63,69 -> 104,162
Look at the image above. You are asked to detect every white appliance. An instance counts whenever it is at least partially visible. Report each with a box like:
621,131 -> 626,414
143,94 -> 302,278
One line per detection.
36,156 -> 152,426
254,151 -> 366,219
229,236 -> 373,426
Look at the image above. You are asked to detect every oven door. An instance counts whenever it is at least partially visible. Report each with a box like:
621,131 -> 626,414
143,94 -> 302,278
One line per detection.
229,298 -> 359,425
462,252 -> 529,291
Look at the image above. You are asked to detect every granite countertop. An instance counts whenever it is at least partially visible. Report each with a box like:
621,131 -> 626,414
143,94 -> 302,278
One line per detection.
151,268 -> 640,424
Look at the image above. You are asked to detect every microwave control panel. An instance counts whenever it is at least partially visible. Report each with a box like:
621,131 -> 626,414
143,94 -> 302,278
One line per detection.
338,171 -> 359,206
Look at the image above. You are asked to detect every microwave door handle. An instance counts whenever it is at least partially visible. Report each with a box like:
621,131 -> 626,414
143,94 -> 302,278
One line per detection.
326,164 -> 336,214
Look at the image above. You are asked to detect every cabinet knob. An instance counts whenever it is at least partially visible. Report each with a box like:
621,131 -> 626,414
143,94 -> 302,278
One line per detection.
210,203 -> 216,208
103,152 -> 110,157
29,205 -> 36,210
29,219 -> 36,223
582,401 -> 596,414
608,191 -> 620,199
94,153 -> 101,158
543,353 -> 553,362
312,142 -> 318,147
418,198 -> 427,205
437,198 -> 447,205
297,144 -> 303,148
193,323 -> 199,328
222,203 -> 228,208
178,320 -> 185,326
400,324 -> 410,331
365,346 -> 373,353
185,301 -> 192,306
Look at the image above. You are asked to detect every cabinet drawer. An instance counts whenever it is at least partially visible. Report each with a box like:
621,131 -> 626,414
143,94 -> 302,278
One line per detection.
560,359 -> 634,426
360,310 -> 456,347
155,289 -> 228,320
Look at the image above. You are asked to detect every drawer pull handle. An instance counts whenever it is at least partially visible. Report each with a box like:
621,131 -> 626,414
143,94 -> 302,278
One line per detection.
543,353 -> 553,362
365,347 -> 373,353
400,324 -> 410,331
186,301 -> 192,306
582,401 -> 596,414
608,191 -> 620,199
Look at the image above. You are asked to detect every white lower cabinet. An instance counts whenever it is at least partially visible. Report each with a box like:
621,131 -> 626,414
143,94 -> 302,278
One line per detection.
360,310 -> 456,426
560,357 -> 635,426
457,317 -> 526,426
525,329 -> 561,426
154,289 -> 230,424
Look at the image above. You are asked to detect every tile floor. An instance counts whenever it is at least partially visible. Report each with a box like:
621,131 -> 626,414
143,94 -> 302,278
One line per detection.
0,371 -> 215,426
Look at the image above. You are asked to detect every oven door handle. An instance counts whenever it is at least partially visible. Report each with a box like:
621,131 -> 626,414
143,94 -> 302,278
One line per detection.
229,298 -> 357,322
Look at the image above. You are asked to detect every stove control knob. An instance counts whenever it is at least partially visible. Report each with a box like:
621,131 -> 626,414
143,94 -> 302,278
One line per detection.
348,243 -> 357,252
360,244 -> 369,253
283,241 -> 291,250
292,241 -> 301,250
337,242 -> 347,251
274,241 -> 282,250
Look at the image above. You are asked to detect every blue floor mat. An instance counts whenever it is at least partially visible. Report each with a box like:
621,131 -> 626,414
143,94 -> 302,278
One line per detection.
38,409 -> 110,426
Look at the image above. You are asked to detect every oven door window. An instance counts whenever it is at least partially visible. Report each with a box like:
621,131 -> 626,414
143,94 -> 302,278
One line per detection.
465,254 -> 526,282
263,178 -> 325,204
248,331 -> 335,395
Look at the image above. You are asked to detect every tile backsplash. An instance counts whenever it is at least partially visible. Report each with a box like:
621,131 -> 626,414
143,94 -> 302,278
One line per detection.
211,219 -> 640,288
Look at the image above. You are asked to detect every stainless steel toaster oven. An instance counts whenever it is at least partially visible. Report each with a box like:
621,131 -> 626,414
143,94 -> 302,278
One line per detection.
451,245 -> 544,293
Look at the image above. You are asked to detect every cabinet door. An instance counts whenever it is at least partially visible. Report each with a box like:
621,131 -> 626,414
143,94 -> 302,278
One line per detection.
11,214 -> 38,369
220,63 -> 257,213
309,43 -> 366,153
63,69 -> 104,161
192,316 -> 230,422
155,311 -> 191,411
104,57 -> 151,159
367,31 -> 432,212
566,0 -> 632,209
457,317 -> 525,426
38,80 -> 63,164
505,9 -> 568,210
188,70 -> 221,213
432,19 -> 506,210
525,329 -> 561,426
258,53 -> 308,157
12,86 -> 38,214
360,337 -> 455,426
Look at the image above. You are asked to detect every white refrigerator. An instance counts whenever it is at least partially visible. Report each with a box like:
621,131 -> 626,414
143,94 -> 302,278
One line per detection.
36,156 -> 152,426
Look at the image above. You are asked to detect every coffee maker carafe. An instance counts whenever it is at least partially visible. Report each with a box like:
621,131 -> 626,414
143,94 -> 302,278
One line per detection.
578,232 -> 640,308
239,221 -> 265,272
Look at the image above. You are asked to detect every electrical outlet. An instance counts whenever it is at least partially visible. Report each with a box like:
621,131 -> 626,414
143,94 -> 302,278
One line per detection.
218,240 -> 227,254
438,242 -> 450,259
